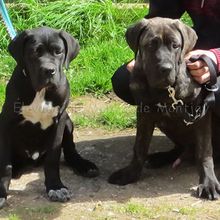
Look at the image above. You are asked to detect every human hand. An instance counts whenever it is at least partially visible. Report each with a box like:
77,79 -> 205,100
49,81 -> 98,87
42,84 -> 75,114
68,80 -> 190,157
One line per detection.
185,50 -> 217,84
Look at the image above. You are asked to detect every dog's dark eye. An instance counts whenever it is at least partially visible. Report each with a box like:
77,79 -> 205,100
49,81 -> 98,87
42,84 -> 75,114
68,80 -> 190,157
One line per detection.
146,42 -> 155,50
54,49 -> 63,55
35,46 -> 44,57
172,43 -> 180,49
150,37 -> 160,48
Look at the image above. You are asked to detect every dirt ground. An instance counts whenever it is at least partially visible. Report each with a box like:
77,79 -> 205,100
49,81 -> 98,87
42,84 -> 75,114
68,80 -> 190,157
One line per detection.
1,97 -> 220,220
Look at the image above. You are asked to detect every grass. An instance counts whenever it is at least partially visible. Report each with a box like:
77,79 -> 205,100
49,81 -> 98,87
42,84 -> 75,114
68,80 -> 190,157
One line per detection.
68,39 -> 132,95
6,202 -> 197,220
178,207 -> 197,216
4,205 -> 58,220
120,202 -> 155,218
73,102 -> 136,130
116,201 -> 199,219
1,0 -> 147,50
97,103 -> 136,129
24,206 -> 56,214
8,214 -> 22,220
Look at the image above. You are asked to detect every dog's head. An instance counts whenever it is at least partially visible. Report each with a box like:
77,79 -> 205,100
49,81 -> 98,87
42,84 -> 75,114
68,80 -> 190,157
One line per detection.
126,17 -> 200,99
8,27 -> 79,91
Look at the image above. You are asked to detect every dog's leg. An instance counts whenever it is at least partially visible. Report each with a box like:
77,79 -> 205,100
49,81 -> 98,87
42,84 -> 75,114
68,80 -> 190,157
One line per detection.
195,112 -> 220,200
0,165 -> 12,209
62,114 -> 99,177
0,161 -> 12,209
0,119 -> 12,208
44,112 -> 70,202
108,108 -> 155,185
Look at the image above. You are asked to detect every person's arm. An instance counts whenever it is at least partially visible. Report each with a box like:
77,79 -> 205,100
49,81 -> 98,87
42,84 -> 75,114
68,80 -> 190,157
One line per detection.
210,48 -> 220,73
145,0 -> 185,19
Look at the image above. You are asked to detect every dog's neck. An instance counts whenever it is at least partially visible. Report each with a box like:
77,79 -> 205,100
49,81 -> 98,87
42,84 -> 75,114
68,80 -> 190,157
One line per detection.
131,63 -> 210,125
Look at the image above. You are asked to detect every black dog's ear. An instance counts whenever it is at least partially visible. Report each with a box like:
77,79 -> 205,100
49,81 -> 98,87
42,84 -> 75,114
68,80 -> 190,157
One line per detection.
173,20 -> 198,59
125,19 -> 149,54
59,31 -> 80,69
8,30 -> 31,66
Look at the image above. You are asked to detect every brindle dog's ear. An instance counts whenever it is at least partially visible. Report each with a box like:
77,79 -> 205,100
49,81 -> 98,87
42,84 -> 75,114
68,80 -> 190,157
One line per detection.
173,20 -> 199,99
59,31 -> 80,69
8,30 -> 31,67
125,19 -> 149,54
173,20 -> 198,60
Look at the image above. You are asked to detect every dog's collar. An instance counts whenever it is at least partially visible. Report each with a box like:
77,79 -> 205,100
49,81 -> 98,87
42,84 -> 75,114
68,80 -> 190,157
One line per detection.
167,86 -> 183,110
166,85 -> 212,126
167,86 -> 196,126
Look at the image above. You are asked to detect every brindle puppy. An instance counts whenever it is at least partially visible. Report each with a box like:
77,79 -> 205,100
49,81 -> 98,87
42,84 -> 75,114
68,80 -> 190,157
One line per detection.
109,18 -> 220,200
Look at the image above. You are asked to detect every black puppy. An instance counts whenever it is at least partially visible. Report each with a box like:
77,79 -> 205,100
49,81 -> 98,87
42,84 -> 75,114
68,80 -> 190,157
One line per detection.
109,18 -> 220,200
0,27 -> 99,207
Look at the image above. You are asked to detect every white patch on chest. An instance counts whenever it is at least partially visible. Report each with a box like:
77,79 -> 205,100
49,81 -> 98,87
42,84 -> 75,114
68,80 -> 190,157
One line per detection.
20,88 -> 59,130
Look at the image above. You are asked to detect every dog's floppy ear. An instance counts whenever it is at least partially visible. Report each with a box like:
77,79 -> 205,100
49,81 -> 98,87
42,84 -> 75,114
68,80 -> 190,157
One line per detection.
173,20 -> 199,98
59,31 -> 80,69
125,19 -> 149,54
8,30 -> 31,66
173,20 -> 198,60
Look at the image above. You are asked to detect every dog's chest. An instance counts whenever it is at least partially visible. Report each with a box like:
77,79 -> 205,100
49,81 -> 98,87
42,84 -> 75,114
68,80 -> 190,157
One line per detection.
20,88 -> 59,130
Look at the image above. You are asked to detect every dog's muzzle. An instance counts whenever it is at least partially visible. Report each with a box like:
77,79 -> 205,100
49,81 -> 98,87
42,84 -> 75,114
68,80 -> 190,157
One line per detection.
40,64 -> 56,78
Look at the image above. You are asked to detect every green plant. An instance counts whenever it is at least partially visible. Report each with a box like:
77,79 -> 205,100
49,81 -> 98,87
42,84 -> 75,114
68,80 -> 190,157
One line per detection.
8,214 -> 22,220
0,0 -> 147,50
97,103 -> 136,129
73,102 -> 136,129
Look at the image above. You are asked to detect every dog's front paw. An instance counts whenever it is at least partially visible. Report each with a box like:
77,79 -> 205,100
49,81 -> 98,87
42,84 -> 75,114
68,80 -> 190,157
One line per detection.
48,188 -> 70,202
197,179 -> 220,200
108,166 -> 141,185
73,159 -> 99,178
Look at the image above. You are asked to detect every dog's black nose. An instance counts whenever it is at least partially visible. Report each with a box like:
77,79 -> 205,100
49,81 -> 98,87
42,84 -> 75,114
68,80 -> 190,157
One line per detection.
45,67 -> 56,76
159,64 -> 173,74
41,66 -> 56,76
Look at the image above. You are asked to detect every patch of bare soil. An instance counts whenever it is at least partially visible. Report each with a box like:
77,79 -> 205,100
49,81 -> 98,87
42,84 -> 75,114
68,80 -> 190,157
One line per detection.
1,96 -> 220,220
